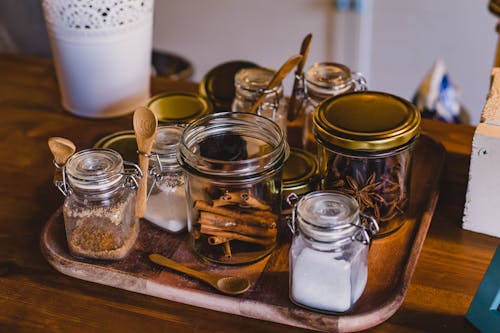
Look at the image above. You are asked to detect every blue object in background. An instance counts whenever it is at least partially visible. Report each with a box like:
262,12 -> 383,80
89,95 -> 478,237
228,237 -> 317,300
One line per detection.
466,244 -> 500,333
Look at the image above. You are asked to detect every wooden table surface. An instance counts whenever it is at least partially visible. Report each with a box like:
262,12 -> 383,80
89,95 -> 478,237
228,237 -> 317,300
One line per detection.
0,53 -> 498,333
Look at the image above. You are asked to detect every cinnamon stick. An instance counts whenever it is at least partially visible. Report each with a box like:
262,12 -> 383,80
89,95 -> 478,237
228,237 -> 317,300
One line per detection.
199,212 -> 277,238
194,200 -> 277,228
200,225 -> 275,246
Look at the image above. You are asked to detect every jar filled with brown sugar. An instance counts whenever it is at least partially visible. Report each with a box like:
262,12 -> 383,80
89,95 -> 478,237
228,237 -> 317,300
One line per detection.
61,149 -> 142,260
313,91 -> 420,237
178,112 -> 289,265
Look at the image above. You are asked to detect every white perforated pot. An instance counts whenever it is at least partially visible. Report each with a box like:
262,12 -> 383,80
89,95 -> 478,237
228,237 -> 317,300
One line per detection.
42,0 -> 154,118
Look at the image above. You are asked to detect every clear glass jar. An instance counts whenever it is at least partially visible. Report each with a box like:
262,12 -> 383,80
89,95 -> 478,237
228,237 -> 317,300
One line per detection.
289,191 -> 378,313
178,112 -> 289,265
299,62 -> 366,152
231,67 -> 288,131
61,149 -> 141,260
144,125 -> 188,233
314,91 -> 421,237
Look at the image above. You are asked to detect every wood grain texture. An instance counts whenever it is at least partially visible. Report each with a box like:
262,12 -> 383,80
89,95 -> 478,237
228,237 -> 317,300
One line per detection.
0,53 -> 499,333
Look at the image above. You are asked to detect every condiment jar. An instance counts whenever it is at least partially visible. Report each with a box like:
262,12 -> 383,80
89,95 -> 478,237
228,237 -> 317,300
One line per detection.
231,67 -> 288,131
144,125 -> 187,233
59,149 -> 142,260
178,112 -> 289,265
281,148 -> 320,217
313,91 -> 421,237
299,62 -> 366,152
288,191 -> 378,313
147,92 -> 213,126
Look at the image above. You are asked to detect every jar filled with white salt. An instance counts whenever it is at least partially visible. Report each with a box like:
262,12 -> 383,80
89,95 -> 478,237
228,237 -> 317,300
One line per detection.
288,191 -> 378,313
144,125 -> 188,233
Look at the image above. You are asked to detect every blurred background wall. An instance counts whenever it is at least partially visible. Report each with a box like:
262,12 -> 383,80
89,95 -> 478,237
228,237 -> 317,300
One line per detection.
0,0 -> 496,124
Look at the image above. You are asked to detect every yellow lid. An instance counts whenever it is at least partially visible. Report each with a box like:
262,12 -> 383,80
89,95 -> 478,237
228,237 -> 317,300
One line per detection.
313,91 -> 420,151
282,148 -> 320,197
147,92 -> 213,125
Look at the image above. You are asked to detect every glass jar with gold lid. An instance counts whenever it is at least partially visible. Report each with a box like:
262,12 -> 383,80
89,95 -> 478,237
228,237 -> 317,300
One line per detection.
313,91 -> 420,237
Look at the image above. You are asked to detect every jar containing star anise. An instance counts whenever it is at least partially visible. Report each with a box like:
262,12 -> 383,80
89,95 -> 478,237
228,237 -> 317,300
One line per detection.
313,91 -> 421,237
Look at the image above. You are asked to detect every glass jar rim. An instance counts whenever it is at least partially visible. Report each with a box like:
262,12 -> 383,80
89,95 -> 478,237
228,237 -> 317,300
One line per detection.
305,62 -> 355,95
178,112 -> 289,179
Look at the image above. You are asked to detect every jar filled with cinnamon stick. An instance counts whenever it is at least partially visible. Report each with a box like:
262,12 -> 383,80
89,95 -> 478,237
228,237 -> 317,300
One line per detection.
178,112 -> 289,264
313,91 -> 420,237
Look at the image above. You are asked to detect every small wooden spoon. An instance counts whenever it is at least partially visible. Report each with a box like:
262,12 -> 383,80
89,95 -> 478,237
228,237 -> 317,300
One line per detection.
48,137 -> 76,166
149,253 -> 251,296
249,54 -> 303,114
133,106 -> 158,218
288,33 -> 313,121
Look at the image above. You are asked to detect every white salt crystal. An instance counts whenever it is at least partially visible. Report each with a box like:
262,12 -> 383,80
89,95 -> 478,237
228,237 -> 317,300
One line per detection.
145,186 -> 188,233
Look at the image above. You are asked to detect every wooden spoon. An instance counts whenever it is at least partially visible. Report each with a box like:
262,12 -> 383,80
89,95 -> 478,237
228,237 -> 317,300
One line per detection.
249,54 -> 303,114
48,137 -> 76,166
133,106 -> 158,218
288,33 -> 313,121
149,253 -> 251,296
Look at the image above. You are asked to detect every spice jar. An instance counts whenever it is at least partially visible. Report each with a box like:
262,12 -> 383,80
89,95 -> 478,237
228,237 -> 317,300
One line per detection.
314,91 -> 421,237
60,149 -> 142,260
289,191 -> 378,313
299,62 -> 366,152
281,148 -> 320,217
178,112 -> 289,265
144,125 -> 187,233
147,92 -> 213,126
231,67 -> 288,131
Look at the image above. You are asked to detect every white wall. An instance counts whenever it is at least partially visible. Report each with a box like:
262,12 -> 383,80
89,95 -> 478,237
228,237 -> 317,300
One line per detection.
153,0 -> 497,124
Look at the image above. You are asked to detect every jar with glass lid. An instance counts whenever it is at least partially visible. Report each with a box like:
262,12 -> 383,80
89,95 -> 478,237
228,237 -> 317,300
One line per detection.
231,67 -> 287,131
144,125 -> 187,233
178,112 -> 289,265
313,91 -> 421,237
58,148 -> 142,260
288,191 -> 378,313
299,62 -> 366,152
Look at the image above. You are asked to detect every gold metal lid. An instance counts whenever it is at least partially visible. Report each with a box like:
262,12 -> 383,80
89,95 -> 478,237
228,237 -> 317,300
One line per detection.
199,60 -> 258,112
147,92 -> 213,125
282,148 -> 319,197
313,91 -> 420,151
93,130 -> 138,164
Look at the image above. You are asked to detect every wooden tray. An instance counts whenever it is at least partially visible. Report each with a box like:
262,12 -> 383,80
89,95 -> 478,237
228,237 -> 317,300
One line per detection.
40,134 -> 445,332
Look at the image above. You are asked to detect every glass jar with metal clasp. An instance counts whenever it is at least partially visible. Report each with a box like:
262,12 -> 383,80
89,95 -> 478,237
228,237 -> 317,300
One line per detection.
298,62 -> 366,152
287,191 -> 379,313
55,148 -> 142,260
231,67 -> 288,131
144,125 -> 188,233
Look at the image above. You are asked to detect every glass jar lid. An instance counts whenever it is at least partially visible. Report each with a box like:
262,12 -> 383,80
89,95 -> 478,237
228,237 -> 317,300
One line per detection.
65,148 -> 124,191
305,62 -> 355,96
282,148 -> 319,197
199,60 -> 259,112
147,92 -> 213,125
313,91 -> 421,151
296,191 -> 360,243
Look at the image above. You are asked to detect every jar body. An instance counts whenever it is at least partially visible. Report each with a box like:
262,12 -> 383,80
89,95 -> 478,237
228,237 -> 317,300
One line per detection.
318,142 -> 414,236
178,112 -> 289,264
63,187 -> 138,260
61,149 -> 140,260
231,67 -> 288,131
289,234 -> 368,313
145,126 -> 188,233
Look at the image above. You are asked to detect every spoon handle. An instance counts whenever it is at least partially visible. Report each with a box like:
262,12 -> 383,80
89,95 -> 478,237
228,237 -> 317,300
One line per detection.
149,253 -> 214,285
288,33 -> 313,121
